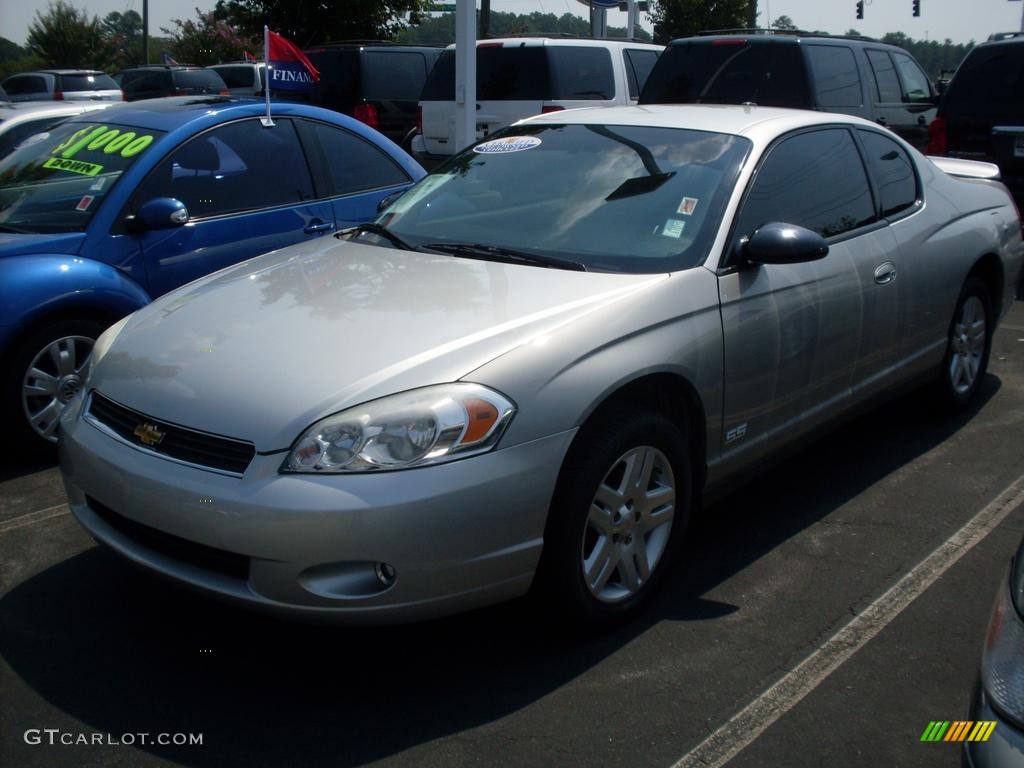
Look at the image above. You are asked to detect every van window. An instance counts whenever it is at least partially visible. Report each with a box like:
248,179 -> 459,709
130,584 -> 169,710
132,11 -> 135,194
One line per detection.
547,47 -> 614,100
735,128 -> 875,239
4,75 -> 47,96
174,70 -> 226,91
858,130 -> 917,217
624,49 -> 659,99
59,73 -> 118,92
421,47 -> 550,101
866,50 -> 902,103
805,45 -> 862,107
943,44 -> 1024,122
639,41 -> 809,108
212,66 -> 257,89
361,51 -> 428,101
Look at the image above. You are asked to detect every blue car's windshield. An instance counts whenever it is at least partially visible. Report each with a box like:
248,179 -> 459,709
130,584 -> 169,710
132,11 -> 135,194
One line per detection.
0,121 -> 164,234
380,123 -> 750,274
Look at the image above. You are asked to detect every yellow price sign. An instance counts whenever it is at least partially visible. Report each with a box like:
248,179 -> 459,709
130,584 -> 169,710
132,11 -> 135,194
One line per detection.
42,157 -> 104,176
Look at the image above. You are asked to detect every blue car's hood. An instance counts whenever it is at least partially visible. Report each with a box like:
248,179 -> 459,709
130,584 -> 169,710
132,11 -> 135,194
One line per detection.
0,231 -> 85,257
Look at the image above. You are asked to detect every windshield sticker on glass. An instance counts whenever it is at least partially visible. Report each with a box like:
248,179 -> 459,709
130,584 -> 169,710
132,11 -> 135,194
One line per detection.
42,157 -> 104,176
662,219 -> 686,239
89,177 -> 107,192
473,136 -> 542,154
677,197 -> 699,216
75,195 -> 94,211
52,126 -> 155,161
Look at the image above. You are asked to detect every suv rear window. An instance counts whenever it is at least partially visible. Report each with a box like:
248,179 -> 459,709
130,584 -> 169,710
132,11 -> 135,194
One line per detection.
305,49 -> 360,101
943,44 -> 1024,122
360,50 -> 429,101
422,47 -> 550,101
212,66 -> 257,89
547,47 -> 614,100
174,70 -> 226,91
59,73 -> 118,91
639,40 -> 809,108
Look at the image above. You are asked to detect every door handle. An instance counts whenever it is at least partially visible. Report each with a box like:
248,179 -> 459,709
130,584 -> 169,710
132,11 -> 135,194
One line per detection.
917,114 -> 927,126
877,116 -> 887,126
303,220 -> 334,235
874,262 -> 897,285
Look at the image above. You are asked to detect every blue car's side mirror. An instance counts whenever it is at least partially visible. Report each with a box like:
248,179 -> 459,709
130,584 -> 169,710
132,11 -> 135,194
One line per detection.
127,197 -> 189,233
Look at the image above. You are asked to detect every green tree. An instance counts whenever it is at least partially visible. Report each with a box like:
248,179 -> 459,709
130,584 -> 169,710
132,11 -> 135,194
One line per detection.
162,9 -> 259,66
102,10 -> 143,68
397,10 -> 651,45
649,0 -> 749,44
213,0 -> 433,45
25,1 -> 115,69
771,15 -> 797,30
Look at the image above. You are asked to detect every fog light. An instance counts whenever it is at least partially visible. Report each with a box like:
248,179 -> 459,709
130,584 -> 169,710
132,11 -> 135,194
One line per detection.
375,562 -> 396,587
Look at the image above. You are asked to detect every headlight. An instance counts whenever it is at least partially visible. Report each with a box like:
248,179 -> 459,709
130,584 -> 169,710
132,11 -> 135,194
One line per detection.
981,540 -> 1024,726
283,383 -> 515,473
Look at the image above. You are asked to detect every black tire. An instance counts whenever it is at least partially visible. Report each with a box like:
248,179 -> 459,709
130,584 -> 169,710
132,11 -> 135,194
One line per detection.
933,276 -> 993,412
534,406 -> 692,626
2,318 -> 106,456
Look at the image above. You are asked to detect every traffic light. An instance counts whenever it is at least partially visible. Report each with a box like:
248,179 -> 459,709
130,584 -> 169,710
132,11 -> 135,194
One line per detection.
856,0 -> 864,19
912,0 -> 921,17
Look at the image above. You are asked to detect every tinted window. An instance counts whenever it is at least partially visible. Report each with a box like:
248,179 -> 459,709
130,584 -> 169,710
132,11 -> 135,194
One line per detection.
421,47 -> 549,101
212,66 -> 257,89
173,70 -> 226,91
866,50 -> 901,103
624,49 -> 659,99
305,120 -> 409,195
59,73 -> 118,91
892,52 -> 932,102
858,130 -> 917,216
943,44 -> 1024,122
4,76 -> 47,96
805,45 -> 862,107
547,47 -> 614,100
736,129 -> 875,239
380,124 -> 750,273
305,49 -> 360,104
360,51 -> 428,101
121,70 -> 170,97
639,41 -> 810,108
136,119 -> 312,218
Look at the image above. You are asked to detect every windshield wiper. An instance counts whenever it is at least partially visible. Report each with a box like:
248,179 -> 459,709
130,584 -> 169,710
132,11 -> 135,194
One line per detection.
425,242 -> 586,271
336,222 -> 417,251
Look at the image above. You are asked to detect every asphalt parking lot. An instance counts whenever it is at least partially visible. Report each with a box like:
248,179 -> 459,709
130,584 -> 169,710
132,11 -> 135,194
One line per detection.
2,299 -> 1023,768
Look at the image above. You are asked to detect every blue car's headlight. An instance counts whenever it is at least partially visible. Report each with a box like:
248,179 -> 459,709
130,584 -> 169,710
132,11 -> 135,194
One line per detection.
981,539 -> 1024,726
282,383 -> 515,473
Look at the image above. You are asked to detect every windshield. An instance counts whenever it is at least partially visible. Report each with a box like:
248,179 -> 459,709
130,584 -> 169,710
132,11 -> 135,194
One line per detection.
378,123 -> 749,273
0,121 -> 164,233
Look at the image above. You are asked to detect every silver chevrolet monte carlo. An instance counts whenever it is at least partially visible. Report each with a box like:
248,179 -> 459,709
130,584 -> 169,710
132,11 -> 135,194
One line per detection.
59,106 -> 1023,624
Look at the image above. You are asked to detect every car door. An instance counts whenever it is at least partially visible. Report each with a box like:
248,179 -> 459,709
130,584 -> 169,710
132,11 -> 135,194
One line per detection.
717,127 -> 887,468
295,118 -> 415,228
127,117 -> 334,297
865,49 -> 935,149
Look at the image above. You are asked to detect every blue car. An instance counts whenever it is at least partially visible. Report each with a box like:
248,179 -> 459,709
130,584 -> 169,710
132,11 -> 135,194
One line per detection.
0,96 -> 424,450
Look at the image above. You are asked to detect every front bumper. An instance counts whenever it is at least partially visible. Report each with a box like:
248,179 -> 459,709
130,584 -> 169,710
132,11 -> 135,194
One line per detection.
59,392 -> 575,624
964,685 -> 1024,768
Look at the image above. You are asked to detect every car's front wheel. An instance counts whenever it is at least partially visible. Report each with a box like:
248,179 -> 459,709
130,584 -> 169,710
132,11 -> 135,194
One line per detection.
935,276 -> 993,410
536,406 -> 691,625
3,318 -> 104,454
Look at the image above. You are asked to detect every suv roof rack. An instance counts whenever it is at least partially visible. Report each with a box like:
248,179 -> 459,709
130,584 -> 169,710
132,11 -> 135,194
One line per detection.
987,31 -> 1024,41
696,28 -> 878,42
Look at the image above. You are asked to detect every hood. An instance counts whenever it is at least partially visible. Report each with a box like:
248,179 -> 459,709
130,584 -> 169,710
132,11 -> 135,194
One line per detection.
0,231 -> 85,257
90,237 -> 664,451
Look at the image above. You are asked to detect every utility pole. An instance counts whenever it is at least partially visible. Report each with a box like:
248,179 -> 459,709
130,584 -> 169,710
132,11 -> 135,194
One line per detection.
481,0 -> 490,38
142,0 -> 149,65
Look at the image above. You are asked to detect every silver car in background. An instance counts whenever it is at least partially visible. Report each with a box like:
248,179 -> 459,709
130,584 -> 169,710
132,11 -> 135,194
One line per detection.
59,106 -> 1023,624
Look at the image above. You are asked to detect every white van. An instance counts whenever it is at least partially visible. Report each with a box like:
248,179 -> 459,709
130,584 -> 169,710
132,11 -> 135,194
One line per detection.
417,37 -> 662,162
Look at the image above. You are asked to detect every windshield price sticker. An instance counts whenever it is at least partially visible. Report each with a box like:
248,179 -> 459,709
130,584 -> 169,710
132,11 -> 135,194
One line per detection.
661,219 -> 686,239
473,136 -> 542,154
42,157 -> 104,177
52,125 -> 155,161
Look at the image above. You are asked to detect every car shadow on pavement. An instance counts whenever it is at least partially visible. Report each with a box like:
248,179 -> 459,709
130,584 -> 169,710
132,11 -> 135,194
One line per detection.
0,376 -> 1002,768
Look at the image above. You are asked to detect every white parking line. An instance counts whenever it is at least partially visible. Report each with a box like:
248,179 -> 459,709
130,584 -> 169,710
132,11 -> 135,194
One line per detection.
0,503 -> 70,535
671,472 -> 1024,768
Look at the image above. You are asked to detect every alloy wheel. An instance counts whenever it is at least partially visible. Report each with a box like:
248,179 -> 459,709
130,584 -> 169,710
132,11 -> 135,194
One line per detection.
949,295 -> 986,395
21,335 -> 94,442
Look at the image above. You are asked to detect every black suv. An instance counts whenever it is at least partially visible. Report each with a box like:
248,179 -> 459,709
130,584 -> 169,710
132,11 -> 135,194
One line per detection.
640,30 -> 937,149
928,35 -> 1024,204
303,42 -> 442,148
120,66 -> 229,102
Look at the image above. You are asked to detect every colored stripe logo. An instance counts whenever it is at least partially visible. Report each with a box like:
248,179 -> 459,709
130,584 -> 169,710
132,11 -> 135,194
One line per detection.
920,721 -> 997,742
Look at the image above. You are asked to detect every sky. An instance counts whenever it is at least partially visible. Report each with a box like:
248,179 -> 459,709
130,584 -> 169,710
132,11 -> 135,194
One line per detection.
2,0 -> 1023,47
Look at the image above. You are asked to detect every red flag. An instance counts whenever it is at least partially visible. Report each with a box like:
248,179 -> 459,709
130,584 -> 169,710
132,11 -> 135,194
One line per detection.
266,30 -> 319,90
243,50 -> 256,63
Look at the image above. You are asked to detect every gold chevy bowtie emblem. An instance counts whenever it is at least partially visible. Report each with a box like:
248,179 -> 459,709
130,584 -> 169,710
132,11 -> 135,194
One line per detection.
133,422 -> 165,446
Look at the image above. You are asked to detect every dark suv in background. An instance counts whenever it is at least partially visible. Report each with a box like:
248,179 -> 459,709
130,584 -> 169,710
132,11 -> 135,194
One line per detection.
304,42 -> 442,148
640,30 -> 937,149
120,66 -> 229,101
928,35 -> 1024,204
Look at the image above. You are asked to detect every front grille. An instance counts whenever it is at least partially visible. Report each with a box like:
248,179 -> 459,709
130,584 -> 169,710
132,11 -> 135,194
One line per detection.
88,496 -> 250,581
87,391 -> 256,475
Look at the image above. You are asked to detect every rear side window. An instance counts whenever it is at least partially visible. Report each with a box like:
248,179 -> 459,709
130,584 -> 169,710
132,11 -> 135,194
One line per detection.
624,49 -> 659,99
361,51 -> 428,101
805,45 -> 862,107
943,44 -> 1024,122
892,52 -> 932,103
547,47 -> 614,100
858,130 -> 917,217
4,75 -> 47,96
174,70 -> 226,91
639,41 -> 810,108
212,66 -> 256,89
59,73 -> 118,91
420,47 -> 549,101
304,120 -> 409,195
866,50 -> 902,103
736,128 -> 875,239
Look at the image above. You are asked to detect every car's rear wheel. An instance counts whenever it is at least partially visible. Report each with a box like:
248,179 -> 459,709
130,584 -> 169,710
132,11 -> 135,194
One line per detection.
935,276 -> 992,410
3,318 -> 104,454
535,406 -> 691,625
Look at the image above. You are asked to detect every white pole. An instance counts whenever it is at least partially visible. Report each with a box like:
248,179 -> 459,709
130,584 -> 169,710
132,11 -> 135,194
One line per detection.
454,0 -> 476,152
627,0 -> 635,38
262,25 -> 274,127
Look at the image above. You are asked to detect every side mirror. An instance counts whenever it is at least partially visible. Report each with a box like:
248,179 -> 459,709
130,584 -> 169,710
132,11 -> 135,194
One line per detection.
743,222 -> 829,265
377,189 -> 406,213
127,197 -> 189,232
